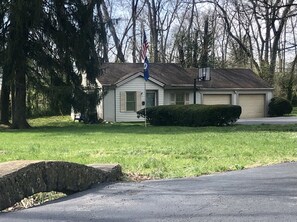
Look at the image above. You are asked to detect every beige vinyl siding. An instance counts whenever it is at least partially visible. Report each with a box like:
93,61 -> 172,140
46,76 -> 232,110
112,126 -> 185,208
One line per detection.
239,94 -> 265,118
102,89 -> 115,122
203,94 -> 231,105
116,77 -> 164,122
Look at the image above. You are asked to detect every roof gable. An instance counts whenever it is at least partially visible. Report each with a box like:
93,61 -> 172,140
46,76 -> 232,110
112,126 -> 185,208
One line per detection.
115,71 -> 165,87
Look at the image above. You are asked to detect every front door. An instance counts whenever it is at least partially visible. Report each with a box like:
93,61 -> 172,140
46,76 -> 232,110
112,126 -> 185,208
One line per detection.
146,91 -> 157,108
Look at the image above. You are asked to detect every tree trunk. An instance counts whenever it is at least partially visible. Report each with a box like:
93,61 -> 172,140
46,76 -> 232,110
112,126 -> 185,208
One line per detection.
132,0 -> 138,63
200,16 -> 210,68
11,63 -> 30,129
0,66 -> 10,125
8,0 -> 31,129
269,0 -> 295,84
146,0 -> 158,63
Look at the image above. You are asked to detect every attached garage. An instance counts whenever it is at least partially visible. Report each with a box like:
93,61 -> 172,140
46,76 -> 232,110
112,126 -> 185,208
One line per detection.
239,94 -> 265,118
203,94 -> 231,105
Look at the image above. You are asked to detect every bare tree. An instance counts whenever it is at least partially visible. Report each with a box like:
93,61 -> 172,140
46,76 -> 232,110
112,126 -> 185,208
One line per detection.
100,0 -> 126,62
203,0 -> 297,84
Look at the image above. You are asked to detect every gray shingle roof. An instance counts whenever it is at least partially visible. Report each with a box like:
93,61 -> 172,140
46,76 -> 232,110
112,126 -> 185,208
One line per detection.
98,63 -> 272,89
186,68 -> 272,89
99,63 -> 193,86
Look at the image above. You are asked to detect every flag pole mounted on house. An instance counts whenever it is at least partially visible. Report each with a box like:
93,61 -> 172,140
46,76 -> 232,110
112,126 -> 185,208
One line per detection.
142,29 -> 149,127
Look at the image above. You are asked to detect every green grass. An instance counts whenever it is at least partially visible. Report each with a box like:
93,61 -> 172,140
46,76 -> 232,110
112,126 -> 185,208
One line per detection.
1,116 -> 297,179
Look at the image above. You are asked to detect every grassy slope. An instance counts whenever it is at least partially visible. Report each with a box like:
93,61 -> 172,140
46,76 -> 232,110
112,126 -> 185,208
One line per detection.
0,116 -> 297,179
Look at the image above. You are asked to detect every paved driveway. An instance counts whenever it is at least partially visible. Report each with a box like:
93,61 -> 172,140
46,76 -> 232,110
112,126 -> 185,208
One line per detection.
1,162 -> 297,222
237,116 -> 297,125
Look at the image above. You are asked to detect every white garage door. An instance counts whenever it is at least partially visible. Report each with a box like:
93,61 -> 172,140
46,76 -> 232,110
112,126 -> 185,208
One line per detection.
203,94 -> 231,105
239,94 -> 265,118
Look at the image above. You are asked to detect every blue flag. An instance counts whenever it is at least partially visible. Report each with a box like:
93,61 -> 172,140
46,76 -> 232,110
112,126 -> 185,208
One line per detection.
144,57 -> 149,81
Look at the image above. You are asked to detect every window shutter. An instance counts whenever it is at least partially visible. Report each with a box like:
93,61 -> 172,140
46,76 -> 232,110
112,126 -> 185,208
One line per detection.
170,93 -> 176,105
120,92 -> 126,112
185,93 -> 190,105
136,91 -> 142,111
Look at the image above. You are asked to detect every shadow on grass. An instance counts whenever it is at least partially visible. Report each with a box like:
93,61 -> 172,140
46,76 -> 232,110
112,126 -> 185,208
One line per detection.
1,121 -> 296,135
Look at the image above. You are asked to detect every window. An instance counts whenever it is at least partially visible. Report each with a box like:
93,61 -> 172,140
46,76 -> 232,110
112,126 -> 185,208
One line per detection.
126,92 -> 136,111
170,92 -> 189,105
176,93 -> 185,105
120,91 -> 142,112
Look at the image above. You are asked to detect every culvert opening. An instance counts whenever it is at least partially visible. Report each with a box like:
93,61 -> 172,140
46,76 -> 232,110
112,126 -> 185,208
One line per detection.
1,191 -> 67,213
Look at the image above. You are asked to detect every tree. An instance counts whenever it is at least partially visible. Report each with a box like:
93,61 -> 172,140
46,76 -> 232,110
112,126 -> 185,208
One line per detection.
5,0 -> 44,129
0,0 -> 102,128
199,16 -> 211,68
204,0 -> 297,84
100,0 -> 125,62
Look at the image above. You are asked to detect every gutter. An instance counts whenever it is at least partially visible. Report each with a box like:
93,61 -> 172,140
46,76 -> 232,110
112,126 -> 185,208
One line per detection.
199,88 -> 274,91
164,84 -> 200,90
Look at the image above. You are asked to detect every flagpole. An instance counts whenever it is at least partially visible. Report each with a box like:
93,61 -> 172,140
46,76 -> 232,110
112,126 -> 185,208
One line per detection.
142,26 -> 149,127
144,80 -> 147,127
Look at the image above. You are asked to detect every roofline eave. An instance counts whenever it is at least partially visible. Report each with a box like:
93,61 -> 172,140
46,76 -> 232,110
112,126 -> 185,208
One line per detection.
199,87 -> 274,91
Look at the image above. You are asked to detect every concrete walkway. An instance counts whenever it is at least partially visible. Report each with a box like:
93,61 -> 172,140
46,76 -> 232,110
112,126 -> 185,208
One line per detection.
1,162 -> 297,222
237,116 -> 297,125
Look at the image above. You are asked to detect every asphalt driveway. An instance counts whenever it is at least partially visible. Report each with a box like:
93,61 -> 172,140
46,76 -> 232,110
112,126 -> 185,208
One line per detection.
237,116 -> 297,125
1,162 -> 297,222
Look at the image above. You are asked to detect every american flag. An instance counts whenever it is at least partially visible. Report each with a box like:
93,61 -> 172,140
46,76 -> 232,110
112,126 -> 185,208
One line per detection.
141,31 -> 149,60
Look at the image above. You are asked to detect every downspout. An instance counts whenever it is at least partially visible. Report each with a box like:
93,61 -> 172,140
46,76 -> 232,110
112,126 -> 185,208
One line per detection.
114,88 -> 117,122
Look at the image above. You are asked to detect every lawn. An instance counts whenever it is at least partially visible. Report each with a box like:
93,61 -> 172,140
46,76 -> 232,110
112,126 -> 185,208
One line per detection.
0,116 -> 297,179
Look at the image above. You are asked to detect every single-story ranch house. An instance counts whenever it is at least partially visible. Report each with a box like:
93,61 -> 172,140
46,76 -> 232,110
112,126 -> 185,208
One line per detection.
93,63 -> 273,122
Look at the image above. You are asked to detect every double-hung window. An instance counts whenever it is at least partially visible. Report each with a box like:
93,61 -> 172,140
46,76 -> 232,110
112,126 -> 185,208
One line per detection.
170,92 -> 190,105
120,91 -> 142,112
126,92 -> 136,111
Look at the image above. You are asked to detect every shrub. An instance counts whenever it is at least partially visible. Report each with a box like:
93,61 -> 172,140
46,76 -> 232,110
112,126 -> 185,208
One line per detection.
137,104 -> 242,127
268,97 -> 293,116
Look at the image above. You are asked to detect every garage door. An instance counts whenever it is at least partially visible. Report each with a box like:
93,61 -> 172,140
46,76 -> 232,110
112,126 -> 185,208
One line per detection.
239,94 -> 265,118
203,94 -> 231,105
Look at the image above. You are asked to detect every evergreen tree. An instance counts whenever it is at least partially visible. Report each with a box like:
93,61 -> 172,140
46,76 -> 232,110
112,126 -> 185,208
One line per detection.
0,0 -> 102,128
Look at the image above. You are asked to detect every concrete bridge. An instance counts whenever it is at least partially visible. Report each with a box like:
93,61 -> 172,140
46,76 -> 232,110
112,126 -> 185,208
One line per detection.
0,160 -> 122,211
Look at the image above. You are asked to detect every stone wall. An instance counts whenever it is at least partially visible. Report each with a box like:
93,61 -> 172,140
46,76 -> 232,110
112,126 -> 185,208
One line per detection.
0,161 -> 122,211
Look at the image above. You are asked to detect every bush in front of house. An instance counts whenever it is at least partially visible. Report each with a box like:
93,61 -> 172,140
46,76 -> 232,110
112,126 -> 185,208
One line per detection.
137,104 -> 242,126
268,97 -> 293,116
